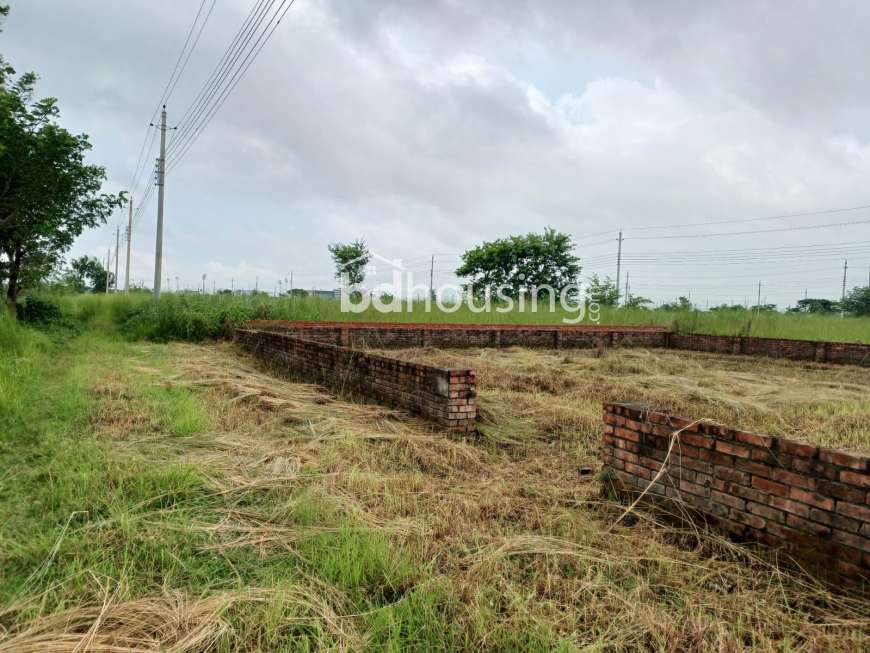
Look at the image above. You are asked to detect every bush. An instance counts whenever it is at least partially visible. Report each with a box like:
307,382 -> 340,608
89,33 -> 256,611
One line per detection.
18,296 -> 63,325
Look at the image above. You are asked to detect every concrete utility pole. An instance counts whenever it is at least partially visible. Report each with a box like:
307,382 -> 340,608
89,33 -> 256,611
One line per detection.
114,227 -> 120,292
105,248 -> 111,293
124,193 -> 133,292
624,270 -> 630,305
841,259 -> 848,302
153,106 -> 168,299
615,229 -> 623,306
756,281 -> 762,313
429,255 -> 435,300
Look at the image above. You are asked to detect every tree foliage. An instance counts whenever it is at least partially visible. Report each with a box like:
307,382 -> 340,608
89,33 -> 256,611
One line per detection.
584,274 -> 618,306
64,255 -> 113,293
787,298 -> 840,315
456,228 -> 580,299
328,239 -> 370,286
624,294 -> 652,310
660,296 -> 694,311
0,8 -> 124,307
841,286 -> 870,316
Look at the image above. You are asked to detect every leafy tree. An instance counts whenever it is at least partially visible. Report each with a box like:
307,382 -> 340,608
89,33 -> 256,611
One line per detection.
787,298 -> 840,314
0,8 -> 123,308
328,239 -> 370,287
710,303 -> 748,312
456,228 -> 581,299
624,294 -> 652,310
749,303 -> 777,313
660,296 -> 694,311
841,286 -> 870,316
584,274 -> 618,306
65,255 -> 112,293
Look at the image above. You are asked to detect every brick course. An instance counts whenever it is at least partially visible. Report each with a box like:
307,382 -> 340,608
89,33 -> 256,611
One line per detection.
235,329 -> 476,433
601,401 -> 870,579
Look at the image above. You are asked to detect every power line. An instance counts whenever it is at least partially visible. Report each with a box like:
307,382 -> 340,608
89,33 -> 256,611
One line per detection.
629,218 -> 870,240
169,0 -> 296,171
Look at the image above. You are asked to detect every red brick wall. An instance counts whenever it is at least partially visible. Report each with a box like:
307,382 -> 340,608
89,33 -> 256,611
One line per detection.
602,402 -> 870,578
246,320 -> 670,350
235,329 -> 476,433
668,333 -> 870,366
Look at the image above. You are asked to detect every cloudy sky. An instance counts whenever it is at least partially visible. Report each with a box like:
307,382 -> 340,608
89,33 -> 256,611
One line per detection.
4,0 -> 870,306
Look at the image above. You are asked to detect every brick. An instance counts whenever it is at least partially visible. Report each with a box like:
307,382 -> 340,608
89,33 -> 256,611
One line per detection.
771,468 -> 816,491
746,501 -> 785,523
840,470 -> 870,488
734,430 -> 774,449
730,509 -> 766,529
789,488 -> 835,512
679,479 -> 709,497
818,449 -> 867,470
711,490 -> 745,511
786,514 -> 831,537
836,501 -> 870,523
680,433 -> 715,449
816,480 -> 866,503
614,427 -> 641,442
714,466 -> 749,485
769,496 -> 811,518
752,477 -> 790,498
832,530 -> 870,554
778,440 -> 818,458
715,441 -> 751,458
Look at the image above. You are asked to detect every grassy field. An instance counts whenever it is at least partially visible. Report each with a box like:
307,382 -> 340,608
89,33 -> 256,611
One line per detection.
2,311 -> 869,650
41,291 -> 870,343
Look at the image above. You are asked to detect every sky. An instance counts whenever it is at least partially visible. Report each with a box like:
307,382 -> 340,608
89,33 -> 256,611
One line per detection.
3,0 -> 870,307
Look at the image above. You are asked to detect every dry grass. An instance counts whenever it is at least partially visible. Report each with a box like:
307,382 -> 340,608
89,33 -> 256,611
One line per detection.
4,340 -> 869,651
378,346 -> 870,453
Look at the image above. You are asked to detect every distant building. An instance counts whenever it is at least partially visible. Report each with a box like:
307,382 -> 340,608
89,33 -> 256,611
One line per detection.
309,289 -> 341,300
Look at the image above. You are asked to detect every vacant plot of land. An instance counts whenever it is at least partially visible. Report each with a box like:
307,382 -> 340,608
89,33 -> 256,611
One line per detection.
376,346 -> 870,453
3,337 -> 869,651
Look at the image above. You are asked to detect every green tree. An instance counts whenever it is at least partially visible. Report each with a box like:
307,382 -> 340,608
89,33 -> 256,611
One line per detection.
841,286 -> 870,316
787,298 -> 840,314
456,228 -> 580,299
584,274 -> 618,306
328,239 -> 370,287
660,296 -> 694,311
65,255 -> 112,293
0,8 -> 123,307
624,294 -> 652,310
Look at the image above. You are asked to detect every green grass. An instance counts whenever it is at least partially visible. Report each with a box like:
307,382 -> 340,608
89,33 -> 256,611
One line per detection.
0,314 -> 541,651
37,291 -> 870,343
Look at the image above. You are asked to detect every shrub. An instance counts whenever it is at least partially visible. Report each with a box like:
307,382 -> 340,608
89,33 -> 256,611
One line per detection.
18,296 -> 63,325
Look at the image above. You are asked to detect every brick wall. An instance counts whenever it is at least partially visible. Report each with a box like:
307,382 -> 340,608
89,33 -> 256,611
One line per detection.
602,401 -> 870,578
235,329 -> 476,433
668,333 -> 870,366
246,320 -> 670,350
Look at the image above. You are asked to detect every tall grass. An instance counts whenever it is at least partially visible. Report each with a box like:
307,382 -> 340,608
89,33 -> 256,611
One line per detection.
28,291 -> 870,343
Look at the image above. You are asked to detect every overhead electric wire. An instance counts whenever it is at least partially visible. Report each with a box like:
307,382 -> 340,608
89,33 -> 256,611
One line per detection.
169,0 -> 296,171
629,217 -> 870,240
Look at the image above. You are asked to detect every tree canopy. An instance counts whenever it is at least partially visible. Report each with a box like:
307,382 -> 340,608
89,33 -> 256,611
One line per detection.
0,6 -> 124,307
328,239 -> 370,287
456,228 -> 580,299
584,274 -> 618,306
841,286 -> 870,316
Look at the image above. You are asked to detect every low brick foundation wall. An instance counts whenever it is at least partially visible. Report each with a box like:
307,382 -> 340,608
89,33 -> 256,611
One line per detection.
235,329 -> 476,432
602,402 -> 870,578
246,320 -> 670,349
668,333 -> 870,366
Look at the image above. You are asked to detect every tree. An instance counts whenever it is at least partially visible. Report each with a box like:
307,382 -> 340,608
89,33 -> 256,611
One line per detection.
660,296 -> 694,311
0,8 -> 123,307
328,239 -> 370,287
456,228 -> 580,299
624,294 -> 652,310
65,255 -> 112,293
787,298 -> 840,315
584,274 -> 618,306
841,286 -> 870,316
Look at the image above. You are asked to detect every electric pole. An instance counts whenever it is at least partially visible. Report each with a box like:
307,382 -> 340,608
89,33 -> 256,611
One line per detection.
429,255 -> 435,300
624,270 -> 630,306
114,226 -> 120,292
756,281 -> 761,313
153,106 -> 167,299
124,193 -> 133,292
105,248 -> 112,293
615,229 -> 623,306
841,259 -> 848,302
